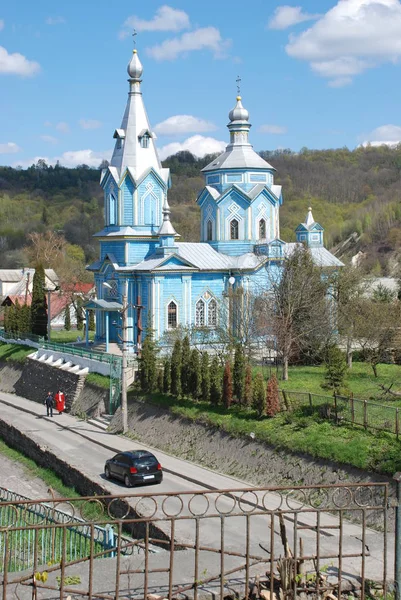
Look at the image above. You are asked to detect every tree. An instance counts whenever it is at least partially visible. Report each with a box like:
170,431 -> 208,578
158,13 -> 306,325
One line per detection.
163,358 -> 171,394
64,306 -> 71,331
323,346 -> 348,393
253,373 -> 266,417
201,352 -> 210,402
157,369 -> 164,393
189,348 -> 201,399
261,246 -> 331,380
171,339 -> 182,397
19,303 -> 31,334
244,364 -> 253,407
25,231 -> 66,268
210,355 -> 222,405
138,325 -> 158,393
75,297 -> 84,331
266,374 -> 280,417
181,335 -> 191,395
88,309 -> 95,331
31,264 -> 48,337
233,344 -> 246,403
222,361 -> 233,409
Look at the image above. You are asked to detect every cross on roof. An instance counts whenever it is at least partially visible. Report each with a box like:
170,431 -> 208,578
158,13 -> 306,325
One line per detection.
236,75 -> 241,96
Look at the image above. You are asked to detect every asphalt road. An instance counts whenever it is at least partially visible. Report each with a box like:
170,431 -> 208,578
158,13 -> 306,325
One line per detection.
0,390 -> 393,589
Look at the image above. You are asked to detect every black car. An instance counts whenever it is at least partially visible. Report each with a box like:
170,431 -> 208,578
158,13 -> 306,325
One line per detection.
104,450 -> 163,487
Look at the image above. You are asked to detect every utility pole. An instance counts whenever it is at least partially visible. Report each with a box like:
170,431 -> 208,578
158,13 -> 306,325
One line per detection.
121,280 -> 128,434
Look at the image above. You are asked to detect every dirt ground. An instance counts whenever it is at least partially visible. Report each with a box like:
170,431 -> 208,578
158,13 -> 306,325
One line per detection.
0,453 -> 54,500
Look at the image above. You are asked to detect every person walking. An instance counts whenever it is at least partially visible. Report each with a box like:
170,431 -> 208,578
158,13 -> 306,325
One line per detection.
54,390 -> 65,415
44,391 -> 54,417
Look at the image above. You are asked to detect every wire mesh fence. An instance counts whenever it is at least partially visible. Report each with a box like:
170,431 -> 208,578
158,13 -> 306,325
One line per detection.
281,390 -> 401,437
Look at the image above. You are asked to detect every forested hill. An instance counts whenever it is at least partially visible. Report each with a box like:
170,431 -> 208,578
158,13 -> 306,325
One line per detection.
1,145 -> 401,274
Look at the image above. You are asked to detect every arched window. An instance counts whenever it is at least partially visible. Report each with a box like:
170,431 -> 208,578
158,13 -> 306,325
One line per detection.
167,301 -> 177,329
230,219 -> 239,240
259,219 -> 266,239
207,220 -> 213,241
109,194 -> 117,226
195,299 -> 205,327
208,299 -> 217,327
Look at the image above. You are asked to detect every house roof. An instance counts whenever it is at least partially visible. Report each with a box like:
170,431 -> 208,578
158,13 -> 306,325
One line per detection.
285,243 -> 344,267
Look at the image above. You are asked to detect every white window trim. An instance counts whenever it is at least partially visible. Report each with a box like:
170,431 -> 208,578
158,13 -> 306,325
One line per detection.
166,298 -> 179,329
195,294 -> 218,328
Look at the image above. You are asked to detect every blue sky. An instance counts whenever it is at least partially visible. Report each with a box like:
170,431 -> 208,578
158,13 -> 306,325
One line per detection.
1,0 -> 401,167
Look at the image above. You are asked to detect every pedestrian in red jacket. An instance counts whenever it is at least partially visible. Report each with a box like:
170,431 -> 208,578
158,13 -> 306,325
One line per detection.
54,391 -> 65,415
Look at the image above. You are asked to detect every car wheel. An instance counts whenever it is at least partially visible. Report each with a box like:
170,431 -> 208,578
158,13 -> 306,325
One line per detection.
124,474 -> 131,488
105,466 -> 111,480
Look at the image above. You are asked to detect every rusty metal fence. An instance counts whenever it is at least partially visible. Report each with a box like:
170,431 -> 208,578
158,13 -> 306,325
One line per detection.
281,389 -> 401,437
0,482 -> 394,599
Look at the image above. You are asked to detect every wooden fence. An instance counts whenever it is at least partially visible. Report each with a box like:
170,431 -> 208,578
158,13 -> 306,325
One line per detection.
280,389 -> 401,438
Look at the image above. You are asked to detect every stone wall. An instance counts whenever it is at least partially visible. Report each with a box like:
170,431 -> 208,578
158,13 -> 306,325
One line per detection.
70,382 -> 108,418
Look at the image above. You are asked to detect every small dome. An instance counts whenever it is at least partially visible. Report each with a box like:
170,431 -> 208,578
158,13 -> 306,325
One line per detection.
127,49 -> 143,80
229,96 -> 249,122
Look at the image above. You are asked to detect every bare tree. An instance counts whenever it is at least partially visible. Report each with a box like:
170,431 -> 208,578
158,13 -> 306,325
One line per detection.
257,246 -> 333,380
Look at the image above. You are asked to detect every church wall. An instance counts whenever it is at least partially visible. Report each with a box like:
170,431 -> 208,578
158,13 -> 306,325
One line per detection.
121,177 -> 134,225
208,241 -> 253,256
100,242 -> 126,264
128,241 -> 158,264
218,192 -> 249,242
251,195 -> 276,242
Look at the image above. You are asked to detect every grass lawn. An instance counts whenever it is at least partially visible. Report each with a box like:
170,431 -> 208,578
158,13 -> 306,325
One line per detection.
0,342 -> 35,362
256,362 -> 401,402
50,330 -> 95,344
132,388 -> 401,476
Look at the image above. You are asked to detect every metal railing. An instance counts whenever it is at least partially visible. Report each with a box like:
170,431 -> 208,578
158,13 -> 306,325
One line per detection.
0,483 -> 393,598
281,389 -> 401,437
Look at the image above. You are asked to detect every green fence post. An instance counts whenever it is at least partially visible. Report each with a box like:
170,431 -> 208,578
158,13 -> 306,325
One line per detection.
394,472 -> 401,600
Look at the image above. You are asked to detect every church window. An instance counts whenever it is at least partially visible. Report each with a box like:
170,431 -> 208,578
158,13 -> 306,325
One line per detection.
167,301 -> 177,329
230,219 -> 239,240
140,134 -> 150,148
259,219 -> 266,240
109,194 -> 117,225
195,299 -> 205,327
105,279 -> 118,299
207,220 -> 213,241
208,299 -> 217,327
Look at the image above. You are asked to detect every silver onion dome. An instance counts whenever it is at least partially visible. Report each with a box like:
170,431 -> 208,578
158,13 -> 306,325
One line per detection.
229,96 -> 249,122
127,49 -> 143,80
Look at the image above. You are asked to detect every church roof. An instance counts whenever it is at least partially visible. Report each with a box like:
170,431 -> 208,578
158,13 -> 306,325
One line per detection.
202,146 -> 274,172
109,49 -> 165,182
285,243 -> 344,267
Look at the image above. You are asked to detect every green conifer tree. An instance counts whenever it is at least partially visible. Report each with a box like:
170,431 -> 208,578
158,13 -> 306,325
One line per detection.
266,374 -> 280,417
210,355 -> 221,405
64,306 -> 71,331
201,352 -> 210,402
3,306 -> 9,333
7,305 -> 16,334
244,364 -> 253,407
20,304 -> 31,334
253,373 -> 266,417
88,309 -> 95,331
31,264 -> 48,337
222,361 -> 233,409
75,297 -> 84,331
181,335 -> 191,395
138,324 -> 158,393
324,346 -> 348,393
170,339 -> 182,397
189,348 -> 201,399
163,358 -> 171,394
233,344 -> 246,404
157,369 -> 164,392
14,299 -> 22,334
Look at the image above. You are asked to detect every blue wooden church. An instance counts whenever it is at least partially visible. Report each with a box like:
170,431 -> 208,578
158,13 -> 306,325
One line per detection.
87,48 -> 342,352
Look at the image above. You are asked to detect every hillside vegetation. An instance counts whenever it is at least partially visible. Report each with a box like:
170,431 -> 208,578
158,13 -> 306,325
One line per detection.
2,145 -> 401,273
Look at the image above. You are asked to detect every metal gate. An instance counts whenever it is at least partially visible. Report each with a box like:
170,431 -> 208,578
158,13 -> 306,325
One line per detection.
109,354 -> 122,414
0,482 -> 395,599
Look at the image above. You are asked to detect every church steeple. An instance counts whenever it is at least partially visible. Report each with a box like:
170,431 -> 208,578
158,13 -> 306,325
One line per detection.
109,47 -> 163,180
295,206 -> 324,247
156,196 -> 178,255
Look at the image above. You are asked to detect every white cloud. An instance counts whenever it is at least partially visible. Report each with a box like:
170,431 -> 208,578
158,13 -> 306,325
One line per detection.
40,135 -> 58,144
159,135 -> 225,160
285,0 -> 401,86
55,121 -> 70,133
120,5 -> 190,39
361,124 -> 401,146
154,115 -> 217,136
0,20 -> 4,31
0,46 -> 40,77
259,124 -> 288,135
147,27 -> 231,61
44,121 -> 52,127
15,149 -> 112,169
268,5 -> 320,30
79,119 -> 102,130
46,16 -> 66,25
0,142 -> 20,154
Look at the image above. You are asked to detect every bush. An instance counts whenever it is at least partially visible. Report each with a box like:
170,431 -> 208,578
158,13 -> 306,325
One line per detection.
266,374 -> 280,417
253,373 -> 266,417
210,356 -> 222,405
323,346 -> 348,393
201,352 -> 210,402
222,361 -> 233,409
